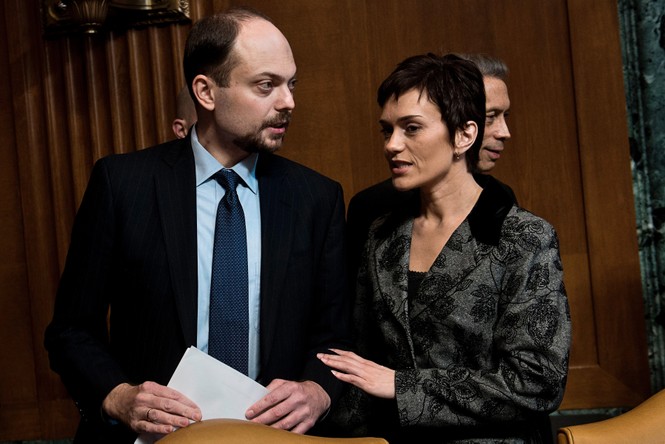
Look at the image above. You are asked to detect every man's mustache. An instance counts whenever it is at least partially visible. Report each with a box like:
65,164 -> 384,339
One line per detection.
262,112 -> 292,129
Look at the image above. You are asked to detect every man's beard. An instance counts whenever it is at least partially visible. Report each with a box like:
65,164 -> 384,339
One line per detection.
233,112 -> 292,154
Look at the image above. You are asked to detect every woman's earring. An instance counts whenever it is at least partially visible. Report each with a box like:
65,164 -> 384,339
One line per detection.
453,151 -> 461,161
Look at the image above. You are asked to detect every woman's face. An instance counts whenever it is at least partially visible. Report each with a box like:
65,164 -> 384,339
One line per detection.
379,89 -> 454,192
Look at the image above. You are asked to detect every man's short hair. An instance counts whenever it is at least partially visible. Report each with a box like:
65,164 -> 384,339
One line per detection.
462,53 -> 509,81
183,7 -> 273,98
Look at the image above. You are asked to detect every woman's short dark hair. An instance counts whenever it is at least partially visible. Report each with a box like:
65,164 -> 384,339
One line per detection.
183,7 -> 273,98
377,53 -> 486,166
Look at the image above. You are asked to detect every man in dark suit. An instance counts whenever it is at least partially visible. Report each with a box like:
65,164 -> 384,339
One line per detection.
45,8 -> 351,443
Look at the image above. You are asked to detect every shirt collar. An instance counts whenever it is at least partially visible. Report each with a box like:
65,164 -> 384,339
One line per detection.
191,125 -> 259,194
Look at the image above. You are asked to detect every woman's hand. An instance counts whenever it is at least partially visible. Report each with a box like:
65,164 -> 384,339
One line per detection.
317,348 -> 395,399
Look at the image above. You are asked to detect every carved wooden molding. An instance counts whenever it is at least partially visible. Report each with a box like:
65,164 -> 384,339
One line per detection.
42,0 -> 190,37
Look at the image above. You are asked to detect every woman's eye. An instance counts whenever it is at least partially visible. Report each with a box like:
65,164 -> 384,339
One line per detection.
405,125 -> 420,133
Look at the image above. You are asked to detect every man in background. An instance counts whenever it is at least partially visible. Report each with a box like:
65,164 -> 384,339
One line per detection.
468,54 -> 511,174
172,86 -> 197,139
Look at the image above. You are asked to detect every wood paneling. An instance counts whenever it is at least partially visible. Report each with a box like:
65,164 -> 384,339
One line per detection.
564,0 -> 650,407
0,0 -> 650,439
3,0 -> 73,439
0,1 -> 40,437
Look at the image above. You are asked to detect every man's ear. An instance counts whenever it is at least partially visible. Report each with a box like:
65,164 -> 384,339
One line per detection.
172,119 -> 188,139
455,121 -> 479,153
192,75 -> 216,111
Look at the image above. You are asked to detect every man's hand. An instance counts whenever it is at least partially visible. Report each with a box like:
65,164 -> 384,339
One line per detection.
102,381 -> 202,435
245,379 -> 330,434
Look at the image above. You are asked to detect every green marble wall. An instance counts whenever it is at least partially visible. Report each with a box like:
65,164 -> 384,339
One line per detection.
618,0 -> 665,392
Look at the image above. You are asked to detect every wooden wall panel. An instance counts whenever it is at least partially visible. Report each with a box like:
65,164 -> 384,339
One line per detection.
107,31 -> 136,153
257,0 -> 380,193
0,1 -> 41,437
43,41 -> 77,266
2,0 -> 75,439
565,0 -> 650,407
0,0 -> 650,439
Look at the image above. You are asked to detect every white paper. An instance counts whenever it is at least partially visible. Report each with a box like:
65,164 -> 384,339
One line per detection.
135,346 -> 269,444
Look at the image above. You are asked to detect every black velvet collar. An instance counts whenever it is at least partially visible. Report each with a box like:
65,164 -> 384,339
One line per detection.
376,174 -> 516,246
468,174 -> 516,246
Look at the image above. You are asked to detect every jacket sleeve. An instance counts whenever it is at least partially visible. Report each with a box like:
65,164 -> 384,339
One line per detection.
324,223 -> 382,436
44,158 -> 129,424
299,181 -> 354,407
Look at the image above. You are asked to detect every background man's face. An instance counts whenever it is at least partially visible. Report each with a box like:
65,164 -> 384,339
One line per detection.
477,77 -> 511,173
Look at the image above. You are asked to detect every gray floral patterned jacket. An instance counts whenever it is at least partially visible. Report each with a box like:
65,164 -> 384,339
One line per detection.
334,176 -> 571,443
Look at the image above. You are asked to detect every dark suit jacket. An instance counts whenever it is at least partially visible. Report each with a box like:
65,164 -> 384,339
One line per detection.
44,137 -> 352,442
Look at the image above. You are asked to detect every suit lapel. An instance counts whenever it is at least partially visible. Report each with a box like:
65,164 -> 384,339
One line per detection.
154,138 -> 198,347
373,218 -> 415,354
256,154 -> 293,369
372,216 -> 481,360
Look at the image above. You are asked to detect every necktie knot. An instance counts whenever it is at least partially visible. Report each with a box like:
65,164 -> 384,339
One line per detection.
214,169 -> 242,192
214,169 -> 243,207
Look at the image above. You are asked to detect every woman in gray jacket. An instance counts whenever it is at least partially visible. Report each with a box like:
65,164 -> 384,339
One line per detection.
319,53 -> 570,443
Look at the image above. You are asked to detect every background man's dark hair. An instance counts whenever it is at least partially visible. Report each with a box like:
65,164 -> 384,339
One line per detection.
462,53 -> 509,80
